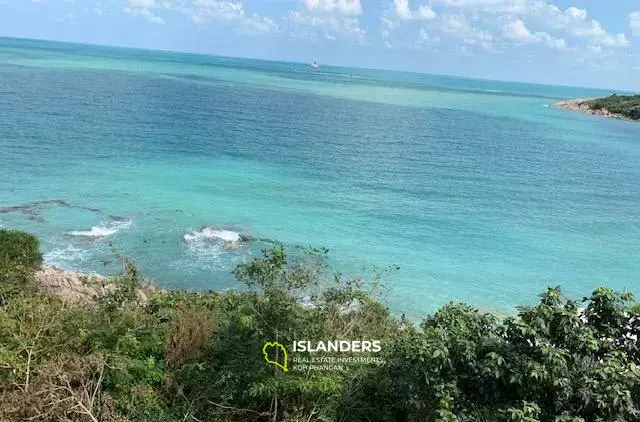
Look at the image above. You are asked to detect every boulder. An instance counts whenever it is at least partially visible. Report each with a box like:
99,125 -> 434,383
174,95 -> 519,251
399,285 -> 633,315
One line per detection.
35,267 -> 161,304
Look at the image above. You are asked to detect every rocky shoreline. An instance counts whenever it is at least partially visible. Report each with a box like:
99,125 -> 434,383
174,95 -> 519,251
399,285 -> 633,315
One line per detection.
553,98 -> 630,120
36,266 -> 161,304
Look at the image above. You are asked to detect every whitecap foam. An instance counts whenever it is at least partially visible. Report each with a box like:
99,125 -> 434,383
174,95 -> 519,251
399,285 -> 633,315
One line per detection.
182,237 -> 225,270
69,219 -> 132,238
180,231 -> 249,273
44,245 -> 90,269
180,227 -> 248,272
184,227 -> 241,243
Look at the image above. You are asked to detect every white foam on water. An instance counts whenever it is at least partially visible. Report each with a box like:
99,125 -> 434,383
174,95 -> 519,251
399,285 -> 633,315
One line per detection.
69,219 -> 132,238
181,234 -> 229,273
44,245 -> 90,269
184,238 -> 225,268
184,227 -> 241,243
180,227 -> 249,273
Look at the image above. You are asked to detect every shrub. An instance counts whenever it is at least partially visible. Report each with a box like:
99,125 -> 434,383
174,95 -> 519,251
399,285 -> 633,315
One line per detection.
1,232 -> 639,422
165,301 -> 220,370
0,230 -> 42,302
0,229 -> 43,270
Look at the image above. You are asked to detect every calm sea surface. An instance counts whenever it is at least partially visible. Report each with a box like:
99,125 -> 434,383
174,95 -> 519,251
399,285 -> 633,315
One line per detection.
2,37 -> 639,316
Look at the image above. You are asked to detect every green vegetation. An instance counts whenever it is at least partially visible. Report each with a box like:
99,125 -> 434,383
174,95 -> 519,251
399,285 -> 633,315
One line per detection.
1,229 -> 640,421
0,228 -> 42,302
588,94 -> 640,120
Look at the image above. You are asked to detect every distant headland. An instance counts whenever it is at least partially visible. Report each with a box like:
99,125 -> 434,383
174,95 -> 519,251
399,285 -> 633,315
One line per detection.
554,94 -> 640,121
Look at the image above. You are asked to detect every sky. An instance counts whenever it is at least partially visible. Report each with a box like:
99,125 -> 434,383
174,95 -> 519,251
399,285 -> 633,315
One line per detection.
1,0 -> 639,90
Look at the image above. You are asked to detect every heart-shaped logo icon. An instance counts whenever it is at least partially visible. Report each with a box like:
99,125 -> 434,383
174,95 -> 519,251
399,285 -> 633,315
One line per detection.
263,341 -> 288,372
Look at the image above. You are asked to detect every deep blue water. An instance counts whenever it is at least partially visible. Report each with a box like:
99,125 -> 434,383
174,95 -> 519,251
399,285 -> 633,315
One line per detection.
1,37 -> 639,317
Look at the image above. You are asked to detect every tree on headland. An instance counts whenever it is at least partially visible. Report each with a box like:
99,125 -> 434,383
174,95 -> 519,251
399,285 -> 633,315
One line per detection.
588,95 -> 640,120
0,229 -> 639,421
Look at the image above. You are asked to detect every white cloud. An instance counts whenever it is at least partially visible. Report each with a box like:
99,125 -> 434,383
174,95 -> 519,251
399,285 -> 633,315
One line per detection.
288,10 -> 365,43
122,0 -> 279,34
380,16 -> 397,30
124,0 -> 165,24
414,0 -> 617,46
247,15 -> 280,33
502,19 -> 530,40
394,0 -> 411,19
523,4 -> 627,48
417,28 -> 440,45
432,0 -> 515,6
416,5 -> 436,20
124,6 -> 165,24
570,19 -> 628,47
439,14 -> 494,50
419,1 -> 630,54
128,0 -> 156,6
502,19 -> 565,49
191,1 -> 243,22
116,0 -> 629,57
586,44 -> 602,54
538,32 -> 566,50
630,12 -> 640,36
441,14 -> 469,33
393,0 -> 435,21
565,6 -> 586,21
304,0 -> 362,16
291,0 -> 365,42
190,1 -> 279,34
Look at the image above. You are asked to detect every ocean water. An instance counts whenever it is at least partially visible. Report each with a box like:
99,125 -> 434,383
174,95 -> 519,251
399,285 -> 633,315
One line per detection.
1,37 -> 639,317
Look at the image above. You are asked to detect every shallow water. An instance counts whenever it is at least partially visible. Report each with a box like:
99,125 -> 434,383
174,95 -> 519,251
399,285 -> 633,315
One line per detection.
1,37 -> 639,317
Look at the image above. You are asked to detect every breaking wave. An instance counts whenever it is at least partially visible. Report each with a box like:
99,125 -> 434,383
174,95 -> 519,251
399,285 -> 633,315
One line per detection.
69,219 -> 132,238
44,245 -> 90,269
183,227 -> 241,243
179,227 -> 251,273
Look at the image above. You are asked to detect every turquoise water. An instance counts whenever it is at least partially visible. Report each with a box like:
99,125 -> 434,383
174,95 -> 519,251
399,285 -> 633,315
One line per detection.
2,37 -> 639,317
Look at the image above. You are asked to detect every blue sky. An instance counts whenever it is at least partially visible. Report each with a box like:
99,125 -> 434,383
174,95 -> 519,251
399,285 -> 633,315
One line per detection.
1,0 -> 639,89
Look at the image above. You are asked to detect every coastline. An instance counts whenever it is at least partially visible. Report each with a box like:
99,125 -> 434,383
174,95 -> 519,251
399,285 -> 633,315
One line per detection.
36,266 -> 161,304
553,98 -> 631,120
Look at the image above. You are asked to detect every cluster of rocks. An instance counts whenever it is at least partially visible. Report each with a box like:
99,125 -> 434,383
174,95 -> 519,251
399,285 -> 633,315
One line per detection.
554,99 -> 627,120
35,267 -> 161,304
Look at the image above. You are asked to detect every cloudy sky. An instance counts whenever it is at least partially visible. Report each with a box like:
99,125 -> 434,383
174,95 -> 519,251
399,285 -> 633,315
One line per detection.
1,0 -> 639,89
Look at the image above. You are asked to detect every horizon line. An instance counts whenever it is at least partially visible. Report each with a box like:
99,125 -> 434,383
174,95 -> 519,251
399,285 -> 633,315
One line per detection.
0,35 -> 630,93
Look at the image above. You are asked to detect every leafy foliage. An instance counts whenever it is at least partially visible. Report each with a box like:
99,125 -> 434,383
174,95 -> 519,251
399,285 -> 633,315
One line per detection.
0,229 -> 42,303
0,230 -> 639,422
588,94 -> 640,120
0,229 -> 42,270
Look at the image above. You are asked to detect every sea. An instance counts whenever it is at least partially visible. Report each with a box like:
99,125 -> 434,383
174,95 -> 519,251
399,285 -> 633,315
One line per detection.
1,37 -> 639,317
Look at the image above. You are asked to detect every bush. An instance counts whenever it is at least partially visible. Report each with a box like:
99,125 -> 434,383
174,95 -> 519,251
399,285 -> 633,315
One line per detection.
0,233 -> 639,422
0,229 -> 43,270
0,230 -> 42,302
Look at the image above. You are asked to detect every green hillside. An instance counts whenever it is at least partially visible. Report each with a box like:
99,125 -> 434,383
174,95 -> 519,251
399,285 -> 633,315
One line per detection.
588,94 -> 640,120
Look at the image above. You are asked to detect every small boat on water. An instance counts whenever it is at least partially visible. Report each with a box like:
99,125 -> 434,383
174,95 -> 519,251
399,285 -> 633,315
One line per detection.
311,60 -> 319,69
